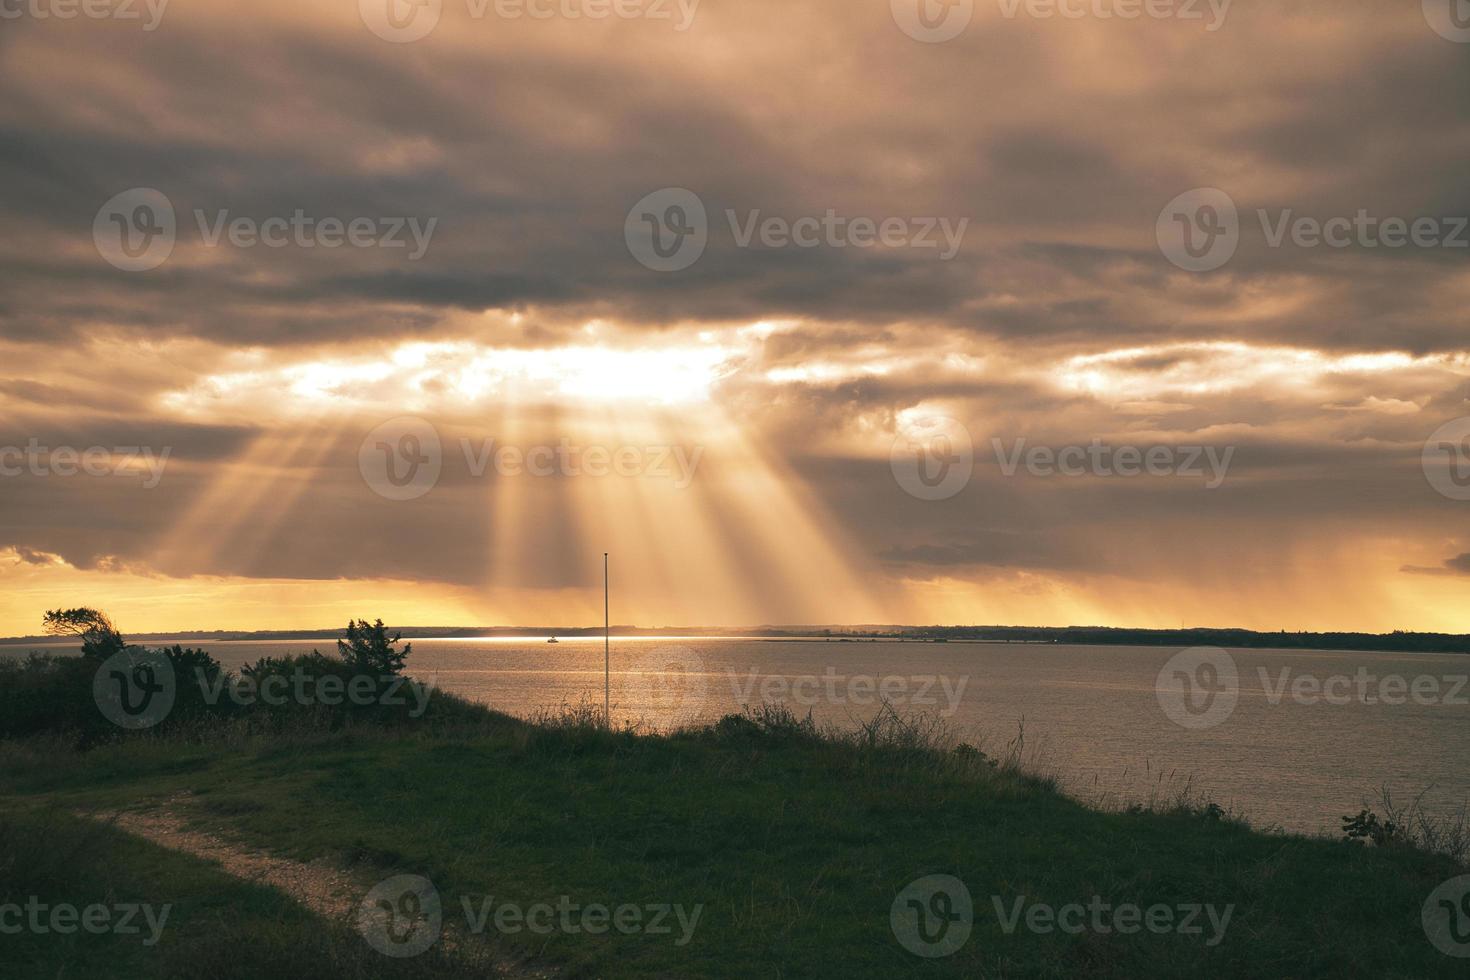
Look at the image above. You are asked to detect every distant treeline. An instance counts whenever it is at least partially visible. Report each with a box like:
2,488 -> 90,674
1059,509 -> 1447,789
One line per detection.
5,624 -> 1467,655
896,626 -> 1470,654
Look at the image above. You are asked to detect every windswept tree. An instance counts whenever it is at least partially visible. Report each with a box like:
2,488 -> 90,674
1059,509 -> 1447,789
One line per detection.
336,619 -> 411,676
42,607 -> 125,660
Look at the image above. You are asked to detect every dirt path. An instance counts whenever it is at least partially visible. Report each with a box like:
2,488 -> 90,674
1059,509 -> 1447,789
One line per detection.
98,798 -> 366,919
84,796 -> 555,979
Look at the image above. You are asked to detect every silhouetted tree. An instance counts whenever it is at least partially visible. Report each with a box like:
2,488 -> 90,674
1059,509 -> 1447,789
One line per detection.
336,619 -> 410,676
42,607 -> 124,660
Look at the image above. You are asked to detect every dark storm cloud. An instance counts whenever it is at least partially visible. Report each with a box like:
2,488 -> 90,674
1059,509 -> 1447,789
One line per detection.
0,3 -> 1464,351
0,1 -> 1467,629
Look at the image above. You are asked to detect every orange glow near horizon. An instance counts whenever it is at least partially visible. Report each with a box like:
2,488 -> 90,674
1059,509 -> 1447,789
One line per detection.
2,326 -> 1469,638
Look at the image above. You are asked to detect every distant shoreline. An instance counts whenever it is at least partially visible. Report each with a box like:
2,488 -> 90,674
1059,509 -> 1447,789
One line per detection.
2,624 -> 1466,655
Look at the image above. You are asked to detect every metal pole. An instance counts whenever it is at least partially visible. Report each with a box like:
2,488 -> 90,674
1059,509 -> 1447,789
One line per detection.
604,552 -> 610,728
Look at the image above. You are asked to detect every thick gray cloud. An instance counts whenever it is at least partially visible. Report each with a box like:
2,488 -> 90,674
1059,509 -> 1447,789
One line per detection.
0,2 -> 1468,630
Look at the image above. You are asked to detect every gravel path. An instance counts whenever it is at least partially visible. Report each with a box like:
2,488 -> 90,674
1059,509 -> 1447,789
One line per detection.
97,798 -> 366,919
84,795 -> 555,979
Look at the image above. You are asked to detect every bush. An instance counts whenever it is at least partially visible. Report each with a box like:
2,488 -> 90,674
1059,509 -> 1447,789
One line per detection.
0,611 -> 427,747
0,645 -> 223,745
336,619 -> 411,676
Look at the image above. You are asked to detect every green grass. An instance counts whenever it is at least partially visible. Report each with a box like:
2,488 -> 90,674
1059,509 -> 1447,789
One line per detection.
1,703 -> 1464,978
0,808 -> 495,979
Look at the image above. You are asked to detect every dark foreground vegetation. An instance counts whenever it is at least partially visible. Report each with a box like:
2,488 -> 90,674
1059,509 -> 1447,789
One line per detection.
1,610 -> 1466,978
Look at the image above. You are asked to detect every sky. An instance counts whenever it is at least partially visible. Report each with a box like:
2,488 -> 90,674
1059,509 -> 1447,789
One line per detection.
1,1 -> 1469,635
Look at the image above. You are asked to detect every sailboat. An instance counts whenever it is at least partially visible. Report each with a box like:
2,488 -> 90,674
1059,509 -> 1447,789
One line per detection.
547,636 -> 559,644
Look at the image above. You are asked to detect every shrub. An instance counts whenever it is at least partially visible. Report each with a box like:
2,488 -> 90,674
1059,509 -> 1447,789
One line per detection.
336,618 -> 411,676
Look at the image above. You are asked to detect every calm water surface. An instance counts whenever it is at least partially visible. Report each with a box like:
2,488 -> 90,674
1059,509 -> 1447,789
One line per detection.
7,637 -> 1467,835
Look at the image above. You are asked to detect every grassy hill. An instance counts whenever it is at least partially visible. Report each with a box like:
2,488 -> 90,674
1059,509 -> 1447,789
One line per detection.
2,696 -> 1466,979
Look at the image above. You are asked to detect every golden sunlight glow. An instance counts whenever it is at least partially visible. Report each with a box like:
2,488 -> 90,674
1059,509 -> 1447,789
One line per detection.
1054,342 -> 1460,401
162,337 -> 749,420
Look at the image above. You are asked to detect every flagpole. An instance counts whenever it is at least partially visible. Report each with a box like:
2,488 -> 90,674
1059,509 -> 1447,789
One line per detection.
603,552 -> 610,728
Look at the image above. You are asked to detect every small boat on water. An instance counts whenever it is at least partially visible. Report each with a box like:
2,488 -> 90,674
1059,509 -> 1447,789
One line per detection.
547,636 -> 559,644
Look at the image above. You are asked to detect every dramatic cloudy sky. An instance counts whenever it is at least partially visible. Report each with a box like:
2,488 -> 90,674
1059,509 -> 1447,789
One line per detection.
1,0 -> 1468,634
